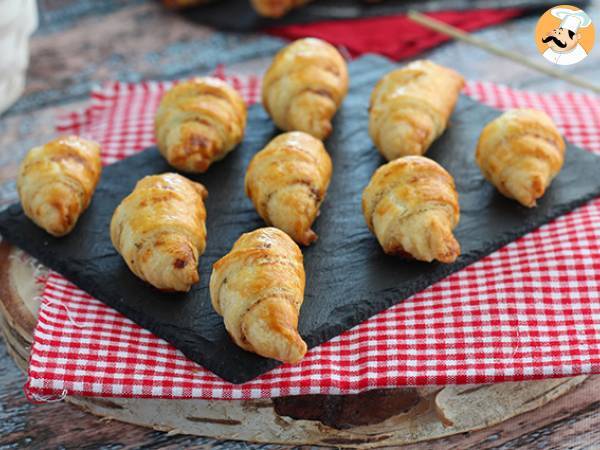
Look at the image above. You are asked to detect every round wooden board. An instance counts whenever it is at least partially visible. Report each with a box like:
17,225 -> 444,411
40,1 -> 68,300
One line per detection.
0,241 -> 588,448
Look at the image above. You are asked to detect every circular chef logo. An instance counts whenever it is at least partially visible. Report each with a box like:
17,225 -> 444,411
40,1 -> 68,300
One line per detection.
535,5 -> 595,65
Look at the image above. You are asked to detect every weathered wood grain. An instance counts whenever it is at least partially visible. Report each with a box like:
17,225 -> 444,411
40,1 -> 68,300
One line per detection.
398,377 -> 600,449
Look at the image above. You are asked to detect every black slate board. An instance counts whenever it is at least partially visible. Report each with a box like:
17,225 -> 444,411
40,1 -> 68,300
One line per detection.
182,0 -> 588,31
1,55 -> 600,384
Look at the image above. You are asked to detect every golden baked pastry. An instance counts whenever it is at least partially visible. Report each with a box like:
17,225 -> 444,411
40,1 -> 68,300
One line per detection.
476,108 -> 565,208
262,37 -> 349,140
245,131 -> 332,246
17,136 -> 102,237
362,156 -> 460,263
110,173 -> 208,292
251,0 -> 311,17
155,77 -> 247,173
369,60 -> 464,161
210,227 -> 307,363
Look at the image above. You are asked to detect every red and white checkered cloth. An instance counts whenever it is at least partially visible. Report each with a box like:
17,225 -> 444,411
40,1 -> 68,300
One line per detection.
25,67 -> 600,401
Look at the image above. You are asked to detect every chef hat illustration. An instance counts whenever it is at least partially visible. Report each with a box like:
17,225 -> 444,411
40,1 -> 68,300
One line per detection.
551,7 -> 592,33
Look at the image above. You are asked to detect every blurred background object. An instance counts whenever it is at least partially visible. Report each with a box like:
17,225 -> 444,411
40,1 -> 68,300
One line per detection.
174,0 -> 588,30
171,0 -> 589,61
0,0 -> 38,114
250,0 -> 312,18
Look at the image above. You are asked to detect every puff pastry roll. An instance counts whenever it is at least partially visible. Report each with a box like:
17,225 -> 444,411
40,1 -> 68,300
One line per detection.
476,109 -> 565,208
369,60 -> 464,161
17,136 -> 102,237
110,173 -> 208,292
262,38 -> 349,140
210,227 -> 307,363
245,131 -> 332,246
251,0 -> 311,17
155,77 -> 247,173
362,156 -> 460,263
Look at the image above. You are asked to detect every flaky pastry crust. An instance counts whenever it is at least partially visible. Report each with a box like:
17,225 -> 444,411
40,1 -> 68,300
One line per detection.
110,173 -> 208,292
245,131 -> 332,246
210,227 -> 307,363
369,60 -> 464,161
155,77 -> 247,173
476,108 -> 565,207
362,156 -> 460,263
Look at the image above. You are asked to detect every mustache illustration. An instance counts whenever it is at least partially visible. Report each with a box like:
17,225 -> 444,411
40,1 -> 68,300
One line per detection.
542,35 -> 567,48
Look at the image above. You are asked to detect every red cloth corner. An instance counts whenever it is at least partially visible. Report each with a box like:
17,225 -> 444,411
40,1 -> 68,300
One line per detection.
266,9 -> 523,60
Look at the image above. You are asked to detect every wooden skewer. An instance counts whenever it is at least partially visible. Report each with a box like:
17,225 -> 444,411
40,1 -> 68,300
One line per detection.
407,10 -> 600,94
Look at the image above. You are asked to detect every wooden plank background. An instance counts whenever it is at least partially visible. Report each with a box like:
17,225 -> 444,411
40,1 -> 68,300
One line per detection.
0,1 -> 599,447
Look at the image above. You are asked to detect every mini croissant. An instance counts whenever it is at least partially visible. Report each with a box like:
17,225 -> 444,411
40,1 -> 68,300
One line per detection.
17,136 -> 102,237
110,173 -> 208,292
210,227 -> 307,363
262,37 -> 349,140
155,77 -> 247,173
369,60 -> 464,161
476,109 -> 565,208
362,156 -> 460,263
251,0 -> 311,17
245,131 -> 332,246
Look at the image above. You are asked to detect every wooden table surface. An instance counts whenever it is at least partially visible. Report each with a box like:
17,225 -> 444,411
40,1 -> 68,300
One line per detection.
1,1 -> 599,448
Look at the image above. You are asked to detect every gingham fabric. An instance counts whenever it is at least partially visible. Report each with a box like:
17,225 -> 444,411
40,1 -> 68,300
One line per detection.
26,68 -> 600,400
